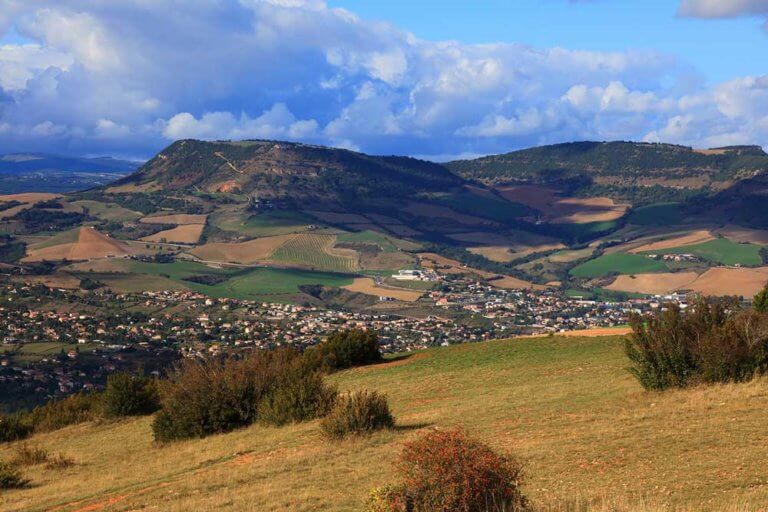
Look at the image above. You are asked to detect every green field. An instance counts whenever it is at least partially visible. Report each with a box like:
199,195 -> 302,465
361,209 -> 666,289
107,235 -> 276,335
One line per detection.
271,234 -> 358,273
29,227 -> 81,250
337,230 -> 397,252
553,220 -> 620,242
120,260 -> 353,302
212,209 -> 316,237
640,237 -> 765,266
432,191 -> 531,222
70,200 -> 142,223
570,253 -> 668,278
627,202 -> 685,226
4,335 -> 768,511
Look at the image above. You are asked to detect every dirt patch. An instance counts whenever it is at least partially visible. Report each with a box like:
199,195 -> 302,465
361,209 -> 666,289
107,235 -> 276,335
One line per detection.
344,277 -> 423,302
140,214 -> 208,225
191,234 -> 295,264
606,272 -> 699,295
141,224 -> 205,244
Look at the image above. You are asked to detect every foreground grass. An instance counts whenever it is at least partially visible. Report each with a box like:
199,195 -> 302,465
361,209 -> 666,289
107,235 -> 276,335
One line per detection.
2,335 -> 768,511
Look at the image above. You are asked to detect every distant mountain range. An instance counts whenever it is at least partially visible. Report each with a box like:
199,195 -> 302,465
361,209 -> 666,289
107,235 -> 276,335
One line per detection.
0,153 -> 140,193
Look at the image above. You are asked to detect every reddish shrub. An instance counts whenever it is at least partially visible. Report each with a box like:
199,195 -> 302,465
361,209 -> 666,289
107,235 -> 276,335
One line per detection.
369,428 -> 527,512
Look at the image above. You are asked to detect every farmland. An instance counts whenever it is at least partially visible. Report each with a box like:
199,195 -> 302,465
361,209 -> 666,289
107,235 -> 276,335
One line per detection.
270,234 -> 359,273
570,253 -> 668,278
212,209 -> 317,237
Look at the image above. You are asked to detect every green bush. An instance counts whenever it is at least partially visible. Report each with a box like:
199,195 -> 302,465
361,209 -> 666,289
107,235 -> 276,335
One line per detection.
27,392 -> 102,433
307,329 -> 382,372
258,362 -> 337,427
102,373 -> 160,418
368,428 -> 527,512
626,298 -> 768,390
0,414 -> 32,443
754,283 -> 768,313
320,390 -> 394,440
0,461 -> 28,490
152,349 -> 298,442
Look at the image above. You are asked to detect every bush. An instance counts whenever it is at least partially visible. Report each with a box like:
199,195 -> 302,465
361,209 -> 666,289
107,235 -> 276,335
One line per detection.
320,390 -> 394,440
258,362 -> 337,427
27,392 -> 102,433
102,373 -> 160,418
368,428 -> 527,512
625,298 -> 768,390
44,453 -> 75,470
0,461 -> 28,490
152,349 -> 298,442
11,443 -> 49,466
754,283 -> 768,313
307,329 -> 382,372
0,414 -> 32,443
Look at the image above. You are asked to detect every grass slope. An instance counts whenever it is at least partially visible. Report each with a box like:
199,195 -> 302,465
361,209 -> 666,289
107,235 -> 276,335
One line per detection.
640,238 -> 765,266
3,335 -> 767,511
571,253 -> 668,278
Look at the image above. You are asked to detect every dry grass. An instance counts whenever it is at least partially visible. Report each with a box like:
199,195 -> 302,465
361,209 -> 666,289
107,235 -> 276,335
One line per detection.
141,224 -> 205,244
343,277 -> 424,302
0,193 -> 61,203
687,267 -> 768,298
190,235 -> 296,264
2,335 -> 767,511
495,186 -> 627,224
23,228 -> 133,262
139,214 -> 208,225
606,272 -> 700,295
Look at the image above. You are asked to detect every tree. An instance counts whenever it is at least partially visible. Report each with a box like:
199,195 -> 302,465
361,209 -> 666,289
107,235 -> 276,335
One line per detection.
754,282 -> 768,313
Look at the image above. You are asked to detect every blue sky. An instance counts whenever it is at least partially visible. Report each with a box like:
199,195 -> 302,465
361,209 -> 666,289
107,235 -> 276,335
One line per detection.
330,0 -> 767,84
0,0 -> 767,159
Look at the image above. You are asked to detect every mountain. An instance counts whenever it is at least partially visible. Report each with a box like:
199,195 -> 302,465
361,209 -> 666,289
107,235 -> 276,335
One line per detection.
0,153 -> 138,175
446,141 -> 768,203
113,139 -> 463,207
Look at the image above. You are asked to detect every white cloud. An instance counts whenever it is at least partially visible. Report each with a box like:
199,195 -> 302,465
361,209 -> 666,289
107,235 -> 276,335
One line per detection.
0,0 -> 765,157
678,0 -> 768,18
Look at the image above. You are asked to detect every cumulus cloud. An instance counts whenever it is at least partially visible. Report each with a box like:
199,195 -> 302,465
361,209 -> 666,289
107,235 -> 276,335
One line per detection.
0,0 -> 765,158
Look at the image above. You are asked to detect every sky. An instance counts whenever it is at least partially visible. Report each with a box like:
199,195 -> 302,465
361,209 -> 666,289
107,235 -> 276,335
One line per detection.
0,0 -> 767,160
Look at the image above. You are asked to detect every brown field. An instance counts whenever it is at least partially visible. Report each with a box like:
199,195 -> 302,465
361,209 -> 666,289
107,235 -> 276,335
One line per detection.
105,181 -> 160,193
496,185 -> 628,224
191,234 -> 295,264
468,246 -> 515,262
343,277 -> 423,302
23,227 -> 133,262
12,273 -> 82,289
0,204 -> 30,219
358,251 -> 414,271
606,272 -> 699,295
716,225 -> 768,245
141,224 -> 205,244
488,276 -> 547,291
305,210 -> 370,224
0,192 -> 60,203
687,267 -> 768,298
418,252 -> 493,277
629,230 -> 714,253
451,231 -> 564,263
693,148 -> 729,155
403,202 -> 494,226
140,214 -> 208,225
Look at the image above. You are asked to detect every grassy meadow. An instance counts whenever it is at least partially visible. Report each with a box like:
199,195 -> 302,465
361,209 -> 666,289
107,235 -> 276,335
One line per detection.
2,335 -> 767,511
639,238 -> 765,267
570,253 -> 668,278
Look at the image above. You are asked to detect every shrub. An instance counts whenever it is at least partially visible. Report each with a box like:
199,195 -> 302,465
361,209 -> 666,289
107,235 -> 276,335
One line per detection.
11,443 -> 49,466
369,428 -> 527,512
625,298 -> 768,390
754,283 -> 768,313
44,453 -> 75,470
307,329 -> 382,372
258,362 -> 337,427
152,349 -> 297,442
27,392 -> 102,433
0,461 -> 28,490
320,390 -> 394,440
102,373 -> 160,418
0,414 -> 32,443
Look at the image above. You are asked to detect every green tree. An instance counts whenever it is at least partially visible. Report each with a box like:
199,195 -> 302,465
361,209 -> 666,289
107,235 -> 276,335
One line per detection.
754,283 -> 768,313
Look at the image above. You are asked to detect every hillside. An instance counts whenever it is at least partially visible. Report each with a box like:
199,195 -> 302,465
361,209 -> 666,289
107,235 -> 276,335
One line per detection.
446,141 -> 768,203
2,334 -> 767,511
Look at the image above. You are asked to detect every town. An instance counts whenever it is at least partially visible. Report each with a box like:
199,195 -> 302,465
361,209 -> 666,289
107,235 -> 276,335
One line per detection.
0,276 -> 687,412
